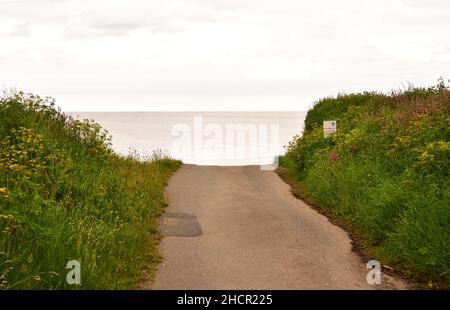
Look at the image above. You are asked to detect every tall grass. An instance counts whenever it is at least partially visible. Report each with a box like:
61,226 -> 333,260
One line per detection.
0,91 -> 181,289
280,81 -> 449,287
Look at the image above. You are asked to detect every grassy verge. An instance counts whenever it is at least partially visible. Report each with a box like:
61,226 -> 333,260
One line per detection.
0,91 -> 181,289
279,81 -> 449,288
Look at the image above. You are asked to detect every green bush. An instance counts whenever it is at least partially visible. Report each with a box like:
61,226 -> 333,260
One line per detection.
281,80 -> 450,285
0,91 -> 181,289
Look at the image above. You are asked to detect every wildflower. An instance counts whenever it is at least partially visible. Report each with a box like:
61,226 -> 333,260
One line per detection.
8,164 -> 22,172
2,227 -> 13,235
23,170 -> 32,179
0,214 -> 14,221
417,150 -> 434,163
0,188 -> 9,196
394,111 -> 407,123
348,144 -> 355,153
328,151 -> 339,162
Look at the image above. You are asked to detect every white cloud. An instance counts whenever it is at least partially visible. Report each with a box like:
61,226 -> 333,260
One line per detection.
0,0 -> 448,111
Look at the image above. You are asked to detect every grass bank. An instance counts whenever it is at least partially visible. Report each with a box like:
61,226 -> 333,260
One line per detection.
280,81 -> 449,288
0,91 -> 181,289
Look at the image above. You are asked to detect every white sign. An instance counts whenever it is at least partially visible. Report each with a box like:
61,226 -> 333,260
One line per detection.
323,120 -> 336,137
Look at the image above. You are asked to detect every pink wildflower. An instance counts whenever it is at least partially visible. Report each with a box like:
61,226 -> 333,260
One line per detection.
328,151 -> 339,162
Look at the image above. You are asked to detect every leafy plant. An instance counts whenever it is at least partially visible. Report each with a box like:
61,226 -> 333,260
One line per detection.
280,80 -> 450,285
0,91 -> 181,289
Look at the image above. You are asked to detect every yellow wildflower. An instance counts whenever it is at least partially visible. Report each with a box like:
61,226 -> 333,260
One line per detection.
8,164 -> 22,172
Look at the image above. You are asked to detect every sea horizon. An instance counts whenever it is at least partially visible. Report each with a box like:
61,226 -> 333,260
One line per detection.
68,111 -> 306,166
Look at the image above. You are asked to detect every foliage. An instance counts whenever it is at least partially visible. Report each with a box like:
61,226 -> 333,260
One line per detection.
0,91 -> 181,289
281,80 -> 450,285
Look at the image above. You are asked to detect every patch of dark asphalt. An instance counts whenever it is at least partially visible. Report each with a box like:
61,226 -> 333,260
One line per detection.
160,212 -> 203,237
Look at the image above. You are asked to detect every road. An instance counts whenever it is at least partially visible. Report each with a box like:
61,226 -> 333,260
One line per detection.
152,165 -> 406,289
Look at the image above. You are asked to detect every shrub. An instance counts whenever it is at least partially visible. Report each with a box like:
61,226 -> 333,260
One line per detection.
281,80 -> 450,285
0,91 -> 181,289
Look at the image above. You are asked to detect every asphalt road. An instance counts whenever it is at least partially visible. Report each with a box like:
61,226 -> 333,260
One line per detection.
152,165 -> 406,289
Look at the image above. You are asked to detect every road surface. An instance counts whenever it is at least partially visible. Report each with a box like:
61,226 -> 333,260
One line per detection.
152,165 -> 406,289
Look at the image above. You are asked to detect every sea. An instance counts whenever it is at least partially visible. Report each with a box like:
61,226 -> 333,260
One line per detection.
68,112 -> 306,167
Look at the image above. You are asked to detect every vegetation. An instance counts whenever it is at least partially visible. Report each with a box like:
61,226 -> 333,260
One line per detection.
280,80 -> 449,287
0,91 -> 181,289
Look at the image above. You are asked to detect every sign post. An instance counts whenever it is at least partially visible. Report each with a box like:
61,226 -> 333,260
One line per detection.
323,120 -> 336,138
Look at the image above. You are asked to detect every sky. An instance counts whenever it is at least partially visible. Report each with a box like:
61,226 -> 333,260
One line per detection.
0,0 -> 449,111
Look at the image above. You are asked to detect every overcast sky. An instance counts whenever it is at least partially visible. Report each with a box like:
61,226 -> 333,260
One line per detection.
0,0 -> 449,111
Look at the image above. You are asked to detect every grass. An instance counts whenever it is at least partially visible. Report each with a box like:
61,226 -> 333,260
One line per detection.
280,80 -> 450,288
0,91 -> 181,289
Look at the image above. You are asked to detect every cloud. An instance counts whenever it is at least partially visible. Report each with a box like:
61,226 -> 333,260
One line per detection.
0,0 -> 449,111
5,23 -> 31,37
0,0 -> 69,24
63,1 -> 182,37
0,22 -> 31,37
